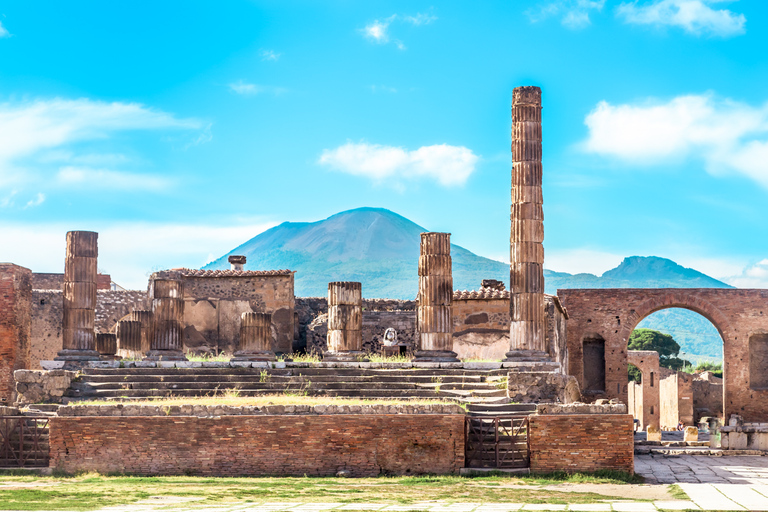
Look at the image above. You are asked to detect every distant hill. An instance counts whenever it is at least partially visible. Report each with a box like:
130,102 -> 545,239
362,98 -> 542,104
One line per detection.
204,207 -> 731,359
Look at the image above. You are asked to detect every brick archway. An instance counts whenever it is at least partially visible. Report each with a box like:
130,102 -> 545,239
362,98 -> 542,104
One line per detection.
558,288 -> 768,422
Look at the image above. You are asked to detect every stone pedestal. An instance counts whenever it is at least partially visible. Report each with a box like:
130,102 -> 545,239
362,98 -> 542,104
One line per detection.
116,320 -> 143,359
232,312 -> 276,361
56,231 -> 100,362
505,87 -> 549,363
324,282 -> 367,362
144,279 -> 187,361
414,233 -> 458,362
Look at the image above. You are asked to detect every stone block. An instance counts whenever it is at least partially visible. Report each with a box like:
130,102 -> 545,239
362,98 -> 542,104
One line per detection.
285,362 -> 311,368
440,362 -> 463,369
201,361 -> 228,368
412,362 -> 441,368
40,361 -> 65,370
134,361 -> 156,368
646,426 -> 662,442
157,361 -> 176,368
728,432 -> 748,450
273,361 -> 286,369
229,361 -> 252,368
174,361 -> 196,368
683,426 -> 698,442
463,362 -> 502,369
86,361 -> 120,369
251,361 -> 270,369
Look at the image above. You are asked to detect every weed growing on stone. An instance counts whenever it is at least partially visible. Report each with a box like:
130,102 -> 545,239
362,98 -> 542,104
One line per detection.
432,376 -> 443,393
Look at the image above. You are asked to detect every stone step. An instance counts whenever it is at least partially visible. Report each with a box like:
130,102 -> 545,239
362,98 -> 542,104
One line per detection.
64,388 -> 493,400
71,380 -> 502,391
467,403 -> 536,413
79,367 -> 508,377
77,374 -> 491,384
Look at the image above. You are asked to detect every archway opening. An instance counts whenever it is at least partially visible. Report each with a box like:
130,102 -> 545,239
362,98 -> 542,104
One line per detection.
630,307 -> 724,430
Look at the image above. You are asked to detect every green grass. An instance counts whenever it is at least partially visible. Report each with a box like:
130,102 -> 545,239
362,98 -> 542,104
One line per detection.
0,473 -> 649,511
668,483 -> 690,500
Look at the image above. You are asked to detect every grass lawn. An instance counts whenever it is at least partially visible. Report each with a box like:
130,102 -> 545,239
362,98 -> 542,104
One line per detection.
0,472 -> 648,511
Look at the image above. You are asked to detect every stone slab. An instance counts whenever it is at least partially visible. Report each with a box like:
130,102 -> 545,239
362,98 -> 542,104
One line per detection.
40,360 -> 65,370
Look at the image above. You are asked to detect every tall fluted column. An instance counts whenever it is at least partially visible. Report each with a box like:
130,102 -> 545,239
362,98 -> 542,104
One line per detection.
56,231 -> 100,362
145,279 -> 187,361
414,232 -> 459,362
232,312 -> 276,361
324,282 -> 367,362
505,86 -> 549,362
116,320 -> 143,359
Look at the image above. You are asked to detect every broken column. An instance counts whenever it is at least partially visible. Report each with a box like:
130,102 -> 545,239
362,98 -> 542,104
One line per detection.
145,279 -> 187,361
96,333 -> 117,359
324,282 -> 367,362
232,312 -> 275,361
127,310 -> 153,354
56,231 -> 100,362
505,86 -> 549,363
414,232 -> 458,362
116,320 -> 143,359
229,255 -> 246,271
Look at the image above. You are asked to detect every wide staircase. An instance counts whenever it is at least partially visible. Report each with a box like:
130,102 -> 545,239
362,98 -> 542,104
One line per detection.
64,367 -> 511,403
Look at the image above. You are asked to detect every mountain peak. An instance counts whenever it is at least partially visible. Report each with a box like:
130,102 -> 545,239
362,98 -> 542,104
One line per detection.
601,256 -> 732,288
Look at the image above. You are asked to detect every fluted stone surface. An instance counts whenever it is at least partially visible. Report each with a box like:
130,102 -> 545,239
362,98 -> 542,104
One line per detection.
145,279 -> 187,361
57,231 -> 100,361
415,232 -> 458,362
324,282 -> 366,361
232,312 -> 275,361
127,310 -> 154,353
116,320 -> 143,358
96,333 -> 117,357
506,86 -> 549,362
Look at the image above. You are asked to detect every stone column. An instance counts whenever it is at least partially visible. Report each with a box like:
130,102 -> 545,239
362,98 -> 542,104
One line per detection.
96,333 -> 117,359
324,282 -> 367,362
145,279 -> 187,361
116,320 -> 143,359
414,232 -> 458,362
505,86 -> 549,362
128,310 -> 153,354
56,231 -> 100,362
232,312 -> 276,361
228,255 -> 246,271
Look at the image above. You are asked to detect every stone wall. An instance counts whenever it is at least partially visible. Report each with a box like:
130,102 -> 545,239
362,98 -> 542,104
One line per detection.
49,414 -> 465,476
452,297 -> 509,360
29,290 -> 148,368
15,369 -> 76,404
659,369 -> 694,429
0,264 -> 32,402
32,272 -> 111,291
558,288 -> 768,422
151,270 -> 295,355
529,414 -> 634,474
627,351 -> 659,431
693,371 -> 723,422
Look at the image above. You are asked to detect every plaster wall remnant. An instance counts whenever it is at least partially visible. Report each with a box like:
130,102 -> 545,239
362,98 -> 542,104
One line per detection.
414,232 -> 458,362
116,320 -> 142,359
627,350 -> 660,431
232,312 -> 275,361
324,282 -> 367,362
56,231 -> 100,362
0,264 -> 31,402
558,287 -> 768,422
506,86 -> 548,362
145,279 -> 187,361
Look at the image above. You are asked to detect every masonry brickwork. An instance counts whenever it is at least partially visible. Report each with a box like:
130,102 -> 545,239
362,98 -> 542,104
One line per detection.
558,288 -> 768,422
49,414 -> 465,476
528,414 -> 634,474
627,350 -> 660,431
0,264 -> 32,402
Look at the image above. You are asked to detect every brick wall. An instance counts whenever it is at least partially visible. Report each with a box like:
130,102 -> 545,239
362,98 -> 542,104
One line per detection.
49,414 -> 465,476
529,414 -> 634,474
0,264 -> 32,402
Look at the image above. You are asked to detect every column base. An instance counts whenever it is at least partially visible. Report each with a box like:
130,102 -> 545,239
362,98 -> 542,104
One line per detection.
231,350 -> 276,362
143,350 -> 188,362
323,351 -> 369,362
413,350 -> 459,362
54,349 -> 101,362
503,349 -> 551,362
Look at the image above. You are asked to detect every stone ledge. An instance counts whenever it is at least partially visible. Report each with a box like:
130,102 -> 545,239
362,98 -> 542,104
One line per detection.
56,403 -> 466,417
39,360 -> 518,370
536,403 -> 627,415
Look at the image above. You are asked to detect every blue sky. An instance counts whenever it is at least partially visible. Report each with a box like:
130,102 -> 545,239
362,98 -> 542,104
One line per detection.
1,0 -> 767,290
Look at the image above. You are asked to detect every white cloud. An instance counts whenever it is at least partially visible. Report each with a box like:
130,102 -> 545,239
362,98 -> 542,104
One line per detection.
528,0 -> 606,29
361,12 -> 434,49
617,0 -> 746,37
363,15 -> 396,44
228,81 -> 286,96
0,21 -> 9,38
544,249 -> 625,276
319,142 -> 479,187
0,220 -> 277,290
581,93 -> 768,188
404,13 -> 438,25
56,167 -> 172,191
724,259 -> 768,288
259,49 -> 281,61
24,193 -> 45,209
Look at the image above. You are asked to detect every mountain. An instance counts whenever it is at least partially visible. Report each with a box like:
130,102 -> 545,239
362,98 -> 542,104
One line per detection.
204,207 -> 732,359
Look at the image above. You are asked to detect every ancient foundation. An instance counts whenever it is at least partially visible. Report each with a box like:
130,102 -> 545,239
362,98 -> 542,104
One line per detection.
145,280 -> 187,361
232,312 -> 276,361
56,231 -> 100,362
414,233 -> 458,362
506,87 -> 548,363
324,282 -> 367,362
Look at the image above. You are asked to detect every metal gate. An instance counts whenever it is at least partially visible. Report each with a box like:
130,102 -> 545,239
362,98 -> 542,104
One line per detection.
465,416 -> 529,469
0,416 -> 50,468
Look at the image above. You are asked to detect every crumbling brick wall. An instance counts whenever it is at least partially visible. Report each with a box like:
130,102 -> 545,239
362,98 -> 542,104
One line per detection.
0,264 -> 32,402
529,414 -> 634,474
49,414 -> 464,476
